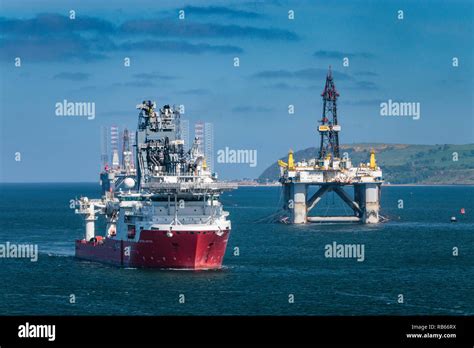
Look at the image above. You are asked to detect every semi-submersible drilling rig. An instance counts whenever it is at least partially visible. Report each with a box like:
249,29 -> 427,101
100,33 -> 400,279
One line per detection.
278,67 -> 383,224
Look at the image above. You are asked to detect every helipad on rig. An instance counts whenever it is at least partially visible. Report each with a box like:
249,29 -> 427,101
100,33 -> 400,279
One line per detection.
278,67 -> 383,224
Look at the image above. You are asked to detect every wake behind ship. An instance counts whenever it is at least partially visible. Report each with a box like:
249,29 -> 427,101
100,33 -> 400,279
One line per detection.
74,102 -> 236,269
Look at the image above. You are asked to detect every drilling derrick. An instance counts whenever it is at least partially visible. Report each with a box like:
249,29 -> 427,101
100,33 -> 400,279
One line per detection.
318,67 -> 341,161
122,128 -> 133,173
278,67 -> 383,225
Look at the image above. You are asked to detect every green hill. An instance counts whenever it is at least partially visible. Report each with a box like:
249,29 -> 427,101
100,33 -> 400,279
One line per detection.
258,144 -> 474,184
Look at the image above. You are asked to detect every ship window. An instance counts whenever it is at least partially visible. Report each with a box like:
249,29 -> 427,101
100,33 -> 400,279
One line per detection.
127,225 -> 136,239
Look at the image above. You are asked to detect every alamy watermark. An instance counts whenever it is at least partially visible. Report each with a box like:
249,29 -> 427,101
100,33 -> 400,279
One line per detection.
55,99 -> 95,120
217,147 -> 257,168
18,322 -> 55,341
380,99 -> 420,120
0,242 -> 38,262
325,242 -> 365,262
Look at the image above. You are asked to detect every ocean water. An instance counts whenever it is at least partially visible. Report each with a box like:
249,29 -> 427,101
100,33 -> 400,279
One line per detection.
0,183 -> 472,315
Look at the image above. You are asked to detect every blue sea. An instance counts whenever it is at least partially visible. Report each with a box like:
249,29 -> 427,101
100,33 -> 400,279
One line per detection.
0,184 -> 472,315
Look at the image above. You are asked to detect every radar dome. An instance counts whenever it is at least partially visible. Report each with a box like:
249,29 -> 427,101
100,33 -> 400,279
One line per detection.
124,177 -> 136,189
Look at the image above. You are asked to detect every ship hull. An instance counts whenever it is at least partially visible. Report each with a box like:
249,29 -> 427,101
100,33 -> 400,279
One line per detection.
75,229 -> 230,270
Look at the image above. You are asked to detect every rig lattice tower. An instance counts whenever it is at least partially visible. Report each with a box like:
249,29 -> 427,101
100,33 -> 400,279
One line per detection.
318,66 -> 340,160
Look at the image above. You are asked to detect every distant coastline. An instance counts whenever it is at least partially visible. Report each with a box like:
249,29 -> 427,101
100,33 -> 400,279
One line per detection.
1,181 -> 474,187
229,181 -> 474,187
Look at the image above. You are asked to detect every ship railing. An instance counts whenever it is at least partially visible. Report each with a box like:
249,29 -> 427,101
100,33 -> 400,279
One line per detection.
141,182 -> 237,192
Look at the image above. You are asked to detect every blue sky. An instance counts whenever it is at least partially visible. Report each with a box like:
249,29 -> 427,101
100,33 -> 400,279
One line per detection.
0,0 -> 472,182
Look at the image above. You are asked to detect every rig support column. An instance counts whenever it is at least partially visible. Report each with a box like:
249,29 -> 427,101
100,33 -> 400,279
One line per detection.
290,183 -> 307,224
354,183 -> 381,224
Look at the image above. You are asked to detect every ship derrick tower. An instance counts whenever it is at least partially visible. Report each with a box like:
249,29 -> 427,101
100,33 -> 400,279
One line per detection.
278,67 -> 383,225
122,128 -> 133,174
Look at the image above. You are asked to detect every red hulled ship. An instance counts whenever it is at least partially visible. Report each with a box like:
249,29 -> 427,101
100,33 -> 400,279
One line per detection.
74,102 -> 236,269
